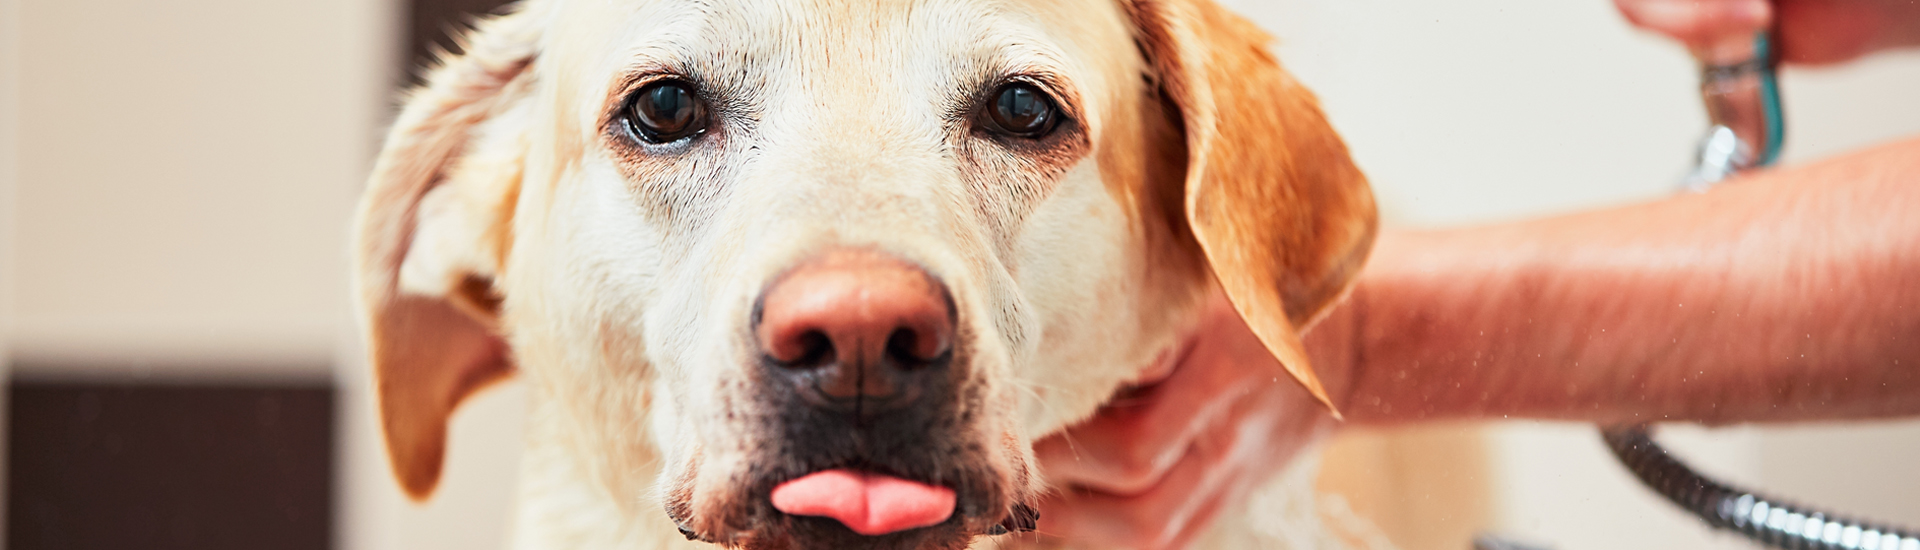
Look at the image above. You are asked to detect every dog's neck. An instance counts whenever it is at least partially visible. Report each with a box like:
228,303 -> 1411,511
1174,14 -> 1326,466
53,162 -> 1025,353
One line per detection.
511,394 -> 695,550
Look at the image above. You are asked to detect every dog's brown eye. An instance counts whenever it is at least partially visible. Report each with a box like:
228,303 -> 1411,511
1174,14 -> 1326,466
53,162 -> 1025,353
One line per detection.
625,81 -> 709,143
984,83 -> 1059,138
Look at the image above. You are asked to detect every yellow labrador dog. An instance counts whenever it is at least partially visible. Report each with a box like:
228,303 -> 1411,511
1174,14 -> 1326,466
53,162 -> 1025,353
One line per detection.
353,0 -> 1376,547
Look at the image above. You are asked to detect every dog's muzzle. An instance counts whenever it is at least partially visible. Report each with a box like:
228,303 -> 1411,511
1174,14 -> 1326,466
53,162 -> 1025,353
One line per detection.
669,248 -> 1034,548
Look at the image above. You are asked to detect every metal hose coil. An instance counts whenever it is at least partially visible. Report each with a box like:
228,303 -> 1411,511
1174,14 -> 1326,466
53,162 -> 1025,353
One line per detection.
1602,425 -> 1920,550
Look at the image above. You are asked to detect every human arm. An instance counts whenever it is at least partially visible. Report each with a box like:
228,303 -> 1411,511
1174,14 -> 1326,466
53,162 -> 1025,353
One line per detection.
1336,136 -> 1920,425
1033,136 -> 1920,548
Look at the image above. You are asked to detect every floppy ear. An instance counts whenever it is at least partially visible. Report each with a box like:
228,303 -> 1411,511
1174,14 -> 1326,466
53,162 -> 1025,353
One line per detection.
351,7 -> 542,500
1127,0 -> 1378,413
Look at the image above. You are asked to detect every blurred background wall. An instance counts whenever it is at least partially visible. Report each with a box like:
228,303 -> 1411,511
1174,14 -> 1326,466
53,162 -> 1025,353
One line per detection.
0,0 -> 1916,549
4,0 -> 390,548
9,0 -> 384,375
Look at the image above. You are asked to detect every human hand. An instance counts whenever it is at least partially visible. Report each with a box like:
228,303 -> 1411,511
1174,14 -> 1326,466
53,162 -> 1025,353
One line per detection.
1613,0 -> 1920,64
1030,289 -> 1350,549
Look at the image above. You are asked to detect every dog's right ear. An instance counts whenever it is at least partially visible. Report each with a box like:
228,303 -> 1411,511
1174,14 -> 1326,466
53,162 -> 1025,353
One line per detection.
1125,0 -> 1377,414
351,6 -> 543,501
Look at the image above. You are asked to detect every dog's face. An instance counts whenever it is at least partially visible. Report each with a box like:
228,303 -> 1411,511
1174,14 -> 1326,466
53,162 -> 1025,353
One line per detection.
352,0 -> 1374,548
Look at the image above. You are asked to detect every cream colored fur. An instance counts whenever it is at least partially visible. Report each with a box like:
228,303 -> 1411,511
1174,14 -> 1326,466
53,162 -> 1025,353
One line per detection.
355,0 -> 1376,548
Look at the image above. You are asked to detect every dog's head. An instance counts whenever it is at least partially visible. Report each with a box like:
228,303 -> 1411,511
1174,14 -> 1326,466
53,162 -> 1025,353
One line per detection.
351,0 -> 1373,547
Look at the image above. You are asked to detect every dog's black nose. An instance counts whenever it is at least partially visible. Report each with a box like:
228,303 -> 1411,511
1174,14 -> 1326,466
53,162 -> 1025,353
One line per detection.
754,249 -> 955,415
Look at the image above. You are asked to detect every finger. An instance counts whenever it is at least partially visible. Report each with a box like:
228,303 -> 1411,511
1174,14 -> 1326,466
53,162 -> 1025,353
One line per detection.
1036,440 -> 1233,548
1038,391 -> 1295,549
1128,335 -> 1194,388
1614,0 -> 1771,51
1773,0 -> 1899,65
1036,292 -> 1292,493
1034,338 -> 1269,493
1155,390 -> 1330,549
1155,478 -> 1242,550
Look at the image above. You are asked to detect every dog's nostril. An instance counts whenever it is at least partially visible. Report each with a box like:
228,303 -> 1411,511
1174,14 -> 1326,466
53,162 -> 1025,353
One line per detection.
885,327 -> 943,366
886,328 -> 917,363
779,330 -> 834,369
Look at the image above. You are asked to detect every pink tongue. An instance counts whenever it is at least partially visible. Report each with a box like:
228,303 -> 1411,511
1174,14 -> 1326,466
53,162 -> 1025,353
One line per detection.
770,469 -> 956,536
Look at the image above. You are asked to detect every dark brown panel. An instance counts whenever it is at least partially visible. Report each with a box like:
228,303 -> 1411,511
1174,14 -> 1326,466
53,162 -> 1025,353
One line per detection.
8,383 -> 334,550
405,0 -> 516,83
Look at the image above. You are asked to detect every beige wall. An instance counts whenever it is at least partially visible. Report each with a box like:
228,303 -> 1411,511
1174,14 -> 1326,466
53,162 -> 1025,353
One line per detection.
3,0 -> 19,364
2,0 -> 416,548
9,0 -> 390,378
3,0 -> 21,366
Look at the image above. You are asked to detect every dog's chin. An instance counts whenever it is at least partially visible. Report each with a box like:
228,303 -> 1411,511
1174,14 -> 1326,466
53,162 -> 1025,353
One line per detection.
711,511 -> 982,550
667,455 -> 1036,549
667,339 -> 1037,548
668,468 -> 1034,549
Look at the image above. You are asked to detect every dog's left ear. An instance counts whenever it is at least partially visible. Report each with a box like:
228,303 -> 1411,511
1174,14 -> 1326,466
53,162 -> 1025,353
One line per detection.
352,6 -> 543,500
1127,0 -> 1378,413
